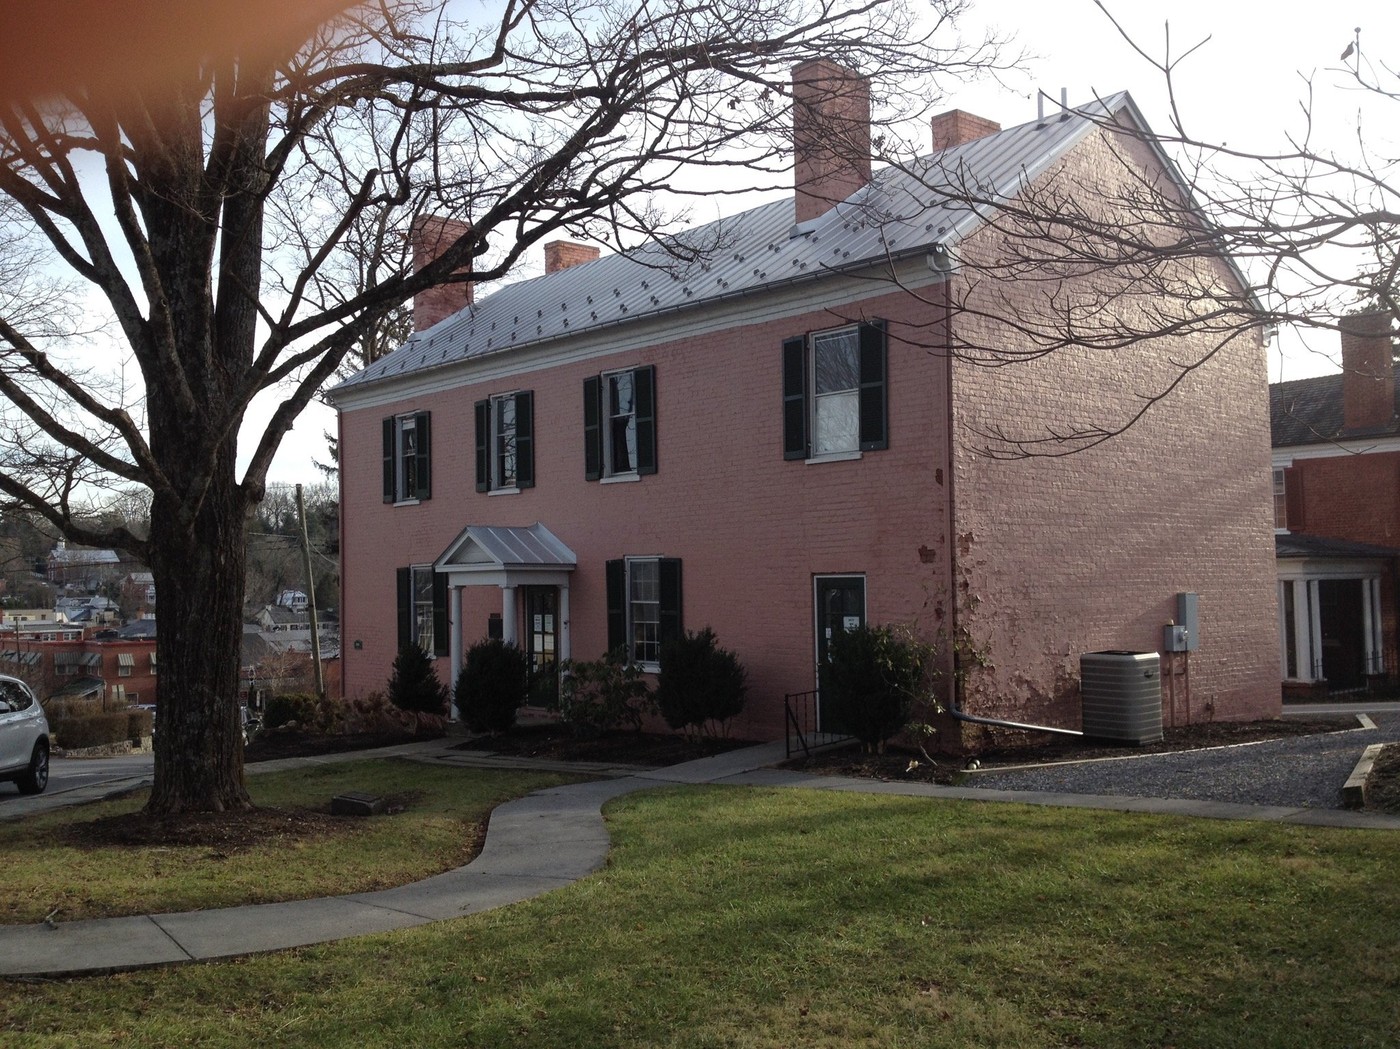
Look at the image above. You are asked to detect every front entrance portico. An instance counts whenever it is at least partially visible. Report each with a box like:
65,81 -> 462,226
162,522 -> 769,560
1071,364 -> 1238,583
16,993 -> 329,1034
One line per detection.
433,523 -> 577,719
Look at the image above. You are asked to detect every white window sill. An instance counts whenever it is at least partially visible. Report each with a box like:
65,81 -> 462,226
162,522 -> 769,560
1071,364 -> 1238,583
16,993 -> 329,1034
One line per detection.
601,472 -> 641,484
806,450 -> 861,465
488,486 -> 521,497
392,498 -> 421,507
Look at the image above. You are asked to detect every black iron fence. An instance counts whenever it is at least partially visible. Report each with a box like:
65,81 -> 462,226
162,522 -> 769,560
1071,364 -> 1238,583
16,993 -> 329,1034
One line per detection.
784,689 -> 852,759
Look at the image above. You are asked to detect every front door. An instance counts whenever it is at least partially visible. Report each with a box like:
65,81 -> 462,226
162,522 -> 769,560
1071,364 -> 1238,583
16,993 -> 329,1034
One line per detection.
815,575 -> 866,729
1318,578 -> 1366,690
523,586 -> 559,706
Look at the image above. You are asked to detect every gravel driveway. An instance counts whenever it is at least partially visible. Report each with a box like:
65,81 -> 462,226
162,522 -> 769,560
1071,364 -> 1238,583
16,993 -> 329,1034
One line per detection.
964,712 -> 1398,810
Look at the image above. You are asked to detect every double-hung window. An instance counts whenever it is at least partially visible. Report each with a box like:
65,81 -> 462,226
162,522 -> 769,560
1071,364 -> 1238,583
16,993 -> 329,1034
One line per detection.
584,366 -> 657,480
382,411 -> 432,503
783,321 -> 888,460
475,391 -> 535,492
605,557 -> 682,668
396,565 -> 448,657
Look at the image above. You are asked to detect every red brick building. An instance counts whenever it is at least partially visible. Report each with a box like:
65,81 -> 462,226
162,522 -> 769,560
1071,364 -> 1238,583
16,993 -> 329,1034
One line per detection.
1271,311 -> 1400,693
330,69 -> 1280,742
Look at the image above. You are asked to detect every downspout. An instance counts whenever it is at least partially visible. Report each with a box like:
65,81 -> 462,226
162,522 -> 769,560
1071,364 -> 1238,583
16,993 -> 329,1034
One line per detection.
940,273 -> 1082,739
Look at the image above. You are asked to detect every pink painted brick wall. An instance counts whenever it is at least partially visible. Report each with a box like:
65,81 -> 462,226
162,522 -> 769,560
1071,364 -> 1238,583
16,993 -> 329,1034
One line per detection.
945,127 -> 1280,733
339,290 -> 952,741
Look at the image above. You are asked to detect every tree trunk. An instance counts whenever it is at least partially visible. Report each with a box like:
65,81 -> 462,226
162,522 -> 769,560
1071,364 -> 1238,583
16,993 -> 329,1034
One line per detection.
144,465 -> 252,814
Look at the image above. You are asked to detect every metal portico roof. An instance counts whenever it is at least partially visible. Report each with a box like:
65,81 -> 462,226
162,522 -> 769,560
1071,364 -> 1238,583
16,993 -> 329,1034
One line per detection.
435,523 -> 578,571
332,92 -> 1139,397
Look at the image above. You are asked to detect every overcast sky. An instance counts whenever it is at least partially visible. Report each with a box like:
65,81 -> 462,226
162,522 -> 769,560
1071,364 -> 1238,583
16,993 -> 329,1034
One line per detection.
257,0 -> 1394,483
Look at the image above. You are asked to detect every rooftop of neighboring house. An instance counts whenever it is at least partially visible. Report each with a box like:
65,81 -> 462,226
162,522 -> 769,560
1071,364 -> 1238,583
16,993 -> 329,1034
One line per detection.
1276,532 -> 1400,560
47,541 -> 121,566
115,618 -> 158,640
1272,313 -> 1398,449
331,85 -> 1150,401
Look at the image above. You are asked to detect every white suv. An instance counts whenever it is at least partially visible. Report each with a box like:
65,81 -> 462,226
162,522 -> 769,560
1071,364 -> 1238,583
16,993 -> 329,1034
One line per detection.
0,675 -> 50,795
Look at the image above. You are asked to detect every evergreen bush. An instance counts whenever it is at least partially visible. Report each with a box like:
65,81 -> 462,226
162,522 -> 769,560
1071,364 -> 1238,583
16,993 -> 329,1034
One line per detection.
820,624 -> 932,753
387,643 -> 451,726
556,649 -> 654,736
655,627 -> 747,737
456,639 -> 527,734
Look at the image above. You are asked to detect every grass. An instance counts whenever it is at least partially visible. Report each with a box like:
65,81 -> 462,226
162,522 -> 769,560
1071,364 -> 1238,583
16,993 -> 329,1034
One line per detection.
4,784 -> 1400,1047
0,760 -> 585,924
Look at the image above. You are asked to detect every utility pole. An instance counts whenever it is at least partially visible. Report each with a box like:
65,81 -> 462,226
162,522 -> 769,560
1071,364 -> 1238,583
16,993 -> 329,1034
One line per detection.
295,484 -> 325,700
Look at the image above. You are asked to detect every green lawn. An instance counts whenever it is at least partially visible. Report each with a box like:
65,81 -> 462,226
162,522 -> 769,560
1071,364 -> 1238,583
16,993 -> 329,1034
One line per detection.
0,760 -> 584,924
3,785 -> 1399,1047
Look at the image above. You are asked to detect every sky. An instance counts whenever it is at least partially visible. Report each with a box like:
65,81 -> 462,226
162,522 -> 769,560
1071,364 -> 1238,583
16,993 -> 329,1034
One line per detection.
251,0 -> 1396,483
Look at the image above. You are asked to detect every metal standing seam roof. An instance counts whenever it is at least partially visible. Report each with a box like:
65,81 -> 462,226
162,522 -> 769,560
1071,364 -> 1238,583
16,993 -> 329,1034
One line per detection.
437,523 -> 578,569
331,92 -> 1137,397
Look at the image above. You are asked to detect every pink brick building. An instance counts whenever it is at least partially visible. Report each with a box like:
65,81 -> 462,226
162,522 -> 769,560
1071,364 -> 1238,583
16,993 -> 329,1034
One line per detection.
331,69 -> 1280,743
1272,311 -> 1400,694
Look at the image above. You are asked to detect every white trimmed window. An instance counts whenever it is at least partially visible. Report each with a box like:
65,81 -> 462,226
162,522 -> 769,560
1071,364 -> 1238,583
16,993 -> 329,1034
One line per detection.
381,411 -> 432,503
783,321 -> 888,461
474,392 -> 534,492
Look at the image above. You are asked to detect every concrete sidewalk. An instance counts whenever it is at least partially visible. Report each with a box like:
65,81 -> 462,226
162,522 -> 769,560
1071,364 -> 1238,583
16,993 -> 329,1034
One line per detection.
3,737 -> 1399,979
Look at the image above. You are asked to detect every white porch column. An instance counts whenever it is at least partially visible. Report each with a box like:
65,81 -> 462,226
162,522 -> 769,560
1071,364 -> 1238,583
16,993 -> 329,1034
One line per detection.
1307,579 -> 1323,680
559,584 -> 571,663
1291,579 -> 1314,682
501,584 -> 519,645
448,583 -> 463,721
1368,577 -> 1384,675
1278,580 -> 1289,679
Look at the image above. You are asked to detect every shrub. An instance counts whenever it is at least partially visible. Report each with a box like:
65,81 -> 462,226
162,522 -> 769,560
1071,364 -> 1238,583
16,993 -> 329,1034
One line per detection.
655,627 -> 747,737
820,624 -> 932,753
264,692 -> 320,731
557,649 -> 654,736
387,643 -> 451,725
50,710 -> 130,750
456,639 -> 527,734
126,707 -> 153,742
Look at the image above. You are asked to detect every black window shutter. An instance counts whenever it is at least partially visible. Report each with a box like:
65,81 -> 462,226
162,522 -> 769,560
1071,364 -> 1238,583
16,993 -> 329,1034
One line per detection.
782,336 -> 808,460
382,418 -> 395,503
474,400 -> 490,492
414,412 -> 432,500
658,558 -> 683,652
858,320 -> 888,451
396,567 -> 412,649
605,559 -> 626,654
516,391 -> 535,489
432,571 -> 449,656
583,376 -> 602,481
634,365 -> 657,475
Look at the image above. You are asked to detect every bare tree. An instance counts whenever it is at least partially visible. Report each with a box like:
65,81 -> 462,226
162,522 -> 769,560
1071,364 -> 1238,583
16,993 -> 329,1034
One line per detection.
832,9 -> 1397,458
0,0 -> 1007,813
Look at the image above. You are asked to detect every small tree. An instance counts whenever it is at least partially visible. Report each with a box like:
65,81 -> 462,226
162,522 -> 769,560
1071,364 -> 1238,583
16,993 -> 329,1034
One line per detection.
456,639 -> 528,735
387,643 -> 450,732
821,625 -> 932,753
556,649 -> 654,737
655,628 -> 748,738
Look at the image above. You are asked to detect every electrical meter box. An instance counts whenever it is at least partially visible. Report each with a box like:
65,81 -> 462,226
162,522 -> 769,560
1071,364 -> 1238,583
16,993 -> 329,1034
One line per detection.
1163,624 -> 1190,652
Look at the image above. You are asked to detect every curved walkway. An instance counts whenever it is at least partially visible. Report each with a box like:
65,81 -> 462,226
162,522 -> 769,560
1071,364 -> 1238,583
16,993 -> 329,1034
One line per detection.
4,732 -> 1400,979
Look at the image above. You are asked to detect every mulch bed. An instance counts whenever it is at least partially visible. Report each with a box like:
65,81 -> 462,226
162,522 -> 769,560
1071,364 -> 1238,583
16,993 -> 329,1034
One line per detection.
784,717 -> 1363,786
244,727 -> 438,763
454,723 -> 755,766
1365,745 -> 1400,815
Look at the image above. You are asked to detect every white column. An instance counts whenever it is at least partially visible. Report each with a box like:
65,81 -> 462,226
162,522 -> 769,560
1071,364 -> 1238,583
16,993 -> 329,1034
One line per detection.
501,584 -> 518,645
448,583 -> 463,721
1307,579 -> 1323,681
559,584 -> 571,663
1278,581 -> 1289,679
1369,578 -> 1384,675
1291,579 -> 1313,682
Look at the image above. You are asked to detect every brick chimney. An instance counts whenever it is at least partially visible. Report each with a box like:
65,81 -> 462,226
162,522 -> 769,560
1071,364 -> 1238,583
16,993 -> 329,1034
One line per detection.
544,239 -> 600,274
411,215 -> 473,332
1340,310 -> 1397,433
792,59 -> 871,224
930,109 -> 1001,152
